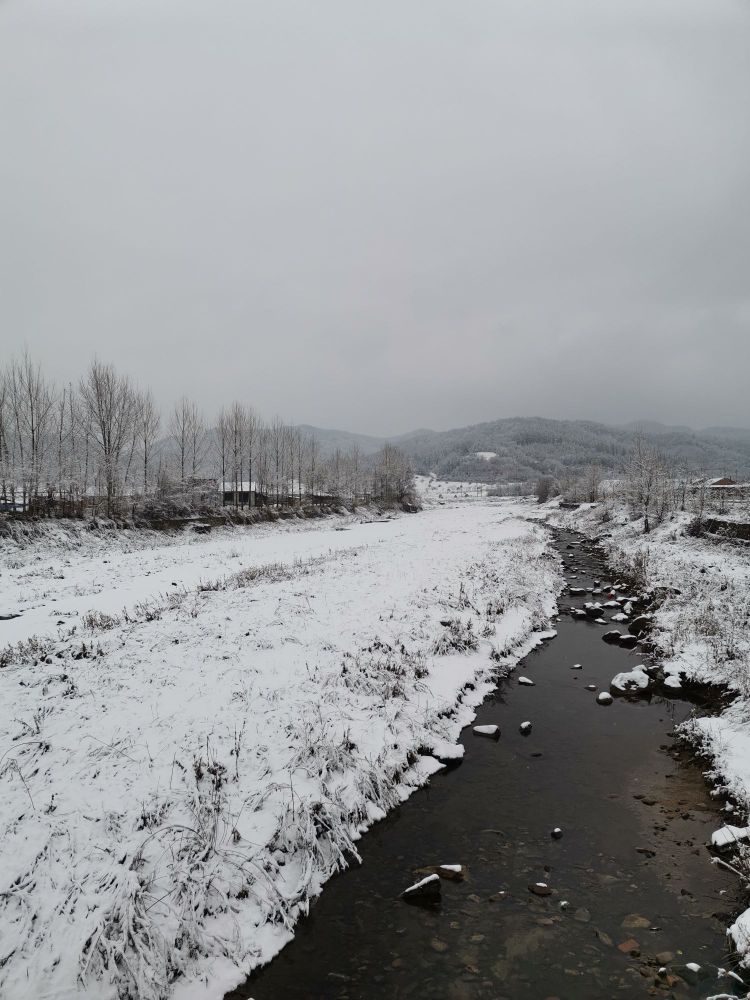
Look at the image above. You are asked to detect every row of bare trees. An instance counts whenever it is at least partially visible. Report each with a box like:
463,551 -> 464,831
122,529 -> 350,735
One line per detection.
0,353 -> 413,518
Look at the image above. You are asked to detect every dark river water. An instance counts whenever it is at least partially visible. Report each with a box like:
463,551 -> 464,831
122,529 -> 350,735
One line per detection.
228,528 -> 746,1000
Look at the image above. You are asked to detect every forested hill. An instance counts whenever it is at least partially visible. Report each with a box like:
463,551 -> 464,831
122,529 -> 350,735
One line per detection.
400,418 -> 750,483
305,418 -> 750,484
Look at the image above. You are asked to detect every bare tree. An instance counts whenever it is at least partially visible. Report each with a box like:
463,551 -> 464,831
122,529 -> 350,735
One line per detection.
217,408 -> 230,506
269,416 -> 286,506
79,360 -> 138,516
0,369 -> 11,507
6,352 -> 56,512
136,390 -> 161,495
305,433 -> 321,500
223,402 -> 248,508
294,429 -> 307,504
328,448 -> 343,499
535,476 -> 554,503
584,464 -> 601,503
170,397 -> 205,483
245,406 -> 259,507
347,443 -> 362,502
374,443 -> 412,501
624,433 -> 667,533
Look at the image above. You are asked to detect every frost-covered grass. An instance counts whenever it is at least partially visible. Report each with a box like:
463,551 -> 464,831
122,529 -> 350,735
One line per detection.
555,501 -> 750,962
0,499 -> 560,1000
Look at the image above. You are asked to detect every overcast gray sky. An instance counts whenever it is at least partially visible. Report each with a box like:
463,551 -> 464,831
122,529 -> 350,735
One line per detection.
1,0 -> 749,435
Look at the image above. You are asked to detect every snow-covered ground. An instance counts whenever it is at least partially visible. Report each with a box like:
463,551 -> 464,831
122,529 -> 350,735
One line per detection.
0,496 -> 560,1000
553,501 -> 750,961
416,474 -> 524,504
0,511 -> 404,649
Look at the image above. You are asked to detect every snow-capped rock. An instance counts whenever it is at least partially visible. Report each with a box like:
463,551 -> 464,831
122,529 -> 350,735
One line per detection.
711,825 -> 750,849
401,873 -> 441,903
473,724 -> 500,738
611,665 -> 651,693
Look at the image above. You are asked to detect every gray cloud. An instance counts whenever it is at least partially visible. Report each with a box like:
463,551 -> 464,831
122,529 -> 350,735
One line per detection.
1,0 -> 749,433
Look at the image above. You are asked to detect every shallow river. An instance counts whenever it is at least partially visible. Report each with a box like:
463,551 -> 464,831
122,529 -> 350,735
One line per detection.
228,528 -> 745,1000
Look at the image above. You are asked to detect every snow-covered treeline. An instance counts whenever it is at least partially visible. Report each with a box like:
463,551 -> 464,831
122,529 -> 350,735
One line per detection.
0,502 -> 561,1000
0,353 -> 413,519
537,432 -> 750,537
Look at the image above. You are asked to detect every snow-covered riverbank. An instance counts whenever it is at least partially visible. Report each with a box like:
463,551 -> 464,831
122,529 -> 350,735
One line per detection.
0,499 -> 560,1000
553,501 -> 750,962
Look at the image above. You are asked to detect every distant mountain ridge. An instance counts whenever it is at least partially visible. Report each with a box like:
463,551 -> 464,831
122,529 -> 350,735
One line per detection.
294,425 -> 387,456
300,418 -> 750,484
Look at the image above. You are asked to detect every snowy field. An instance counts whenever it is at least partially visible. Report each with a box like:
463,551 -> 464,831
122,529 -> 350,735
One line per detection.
555,502 -> 750,961
0,512 -> 411,649
0,496 -> 560,1000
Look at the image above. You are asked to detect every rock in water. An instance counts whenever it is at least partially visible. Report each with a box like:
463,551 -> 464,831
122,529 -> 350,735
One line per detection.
678,962 -> 710,985
628,615 -> 651,636
618,634 -> 639,649
528,882 -> 552,897
401,873 -> 441,905
437,864 -> 464,880
611,666 -> 650,693
518,676 -> 535,686
597,692 -> 613,705
473,724 -> 500,739
415,864 -> 465,882
602,630 -> 622,643
617,938 -> 640,955
519,721 -> 532,735
551,827 -> 563,839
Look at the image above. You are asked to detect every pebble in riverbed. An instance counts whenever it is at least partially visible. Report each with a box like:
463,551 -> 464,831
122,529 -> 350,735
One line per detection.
528,882 -> 553,897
